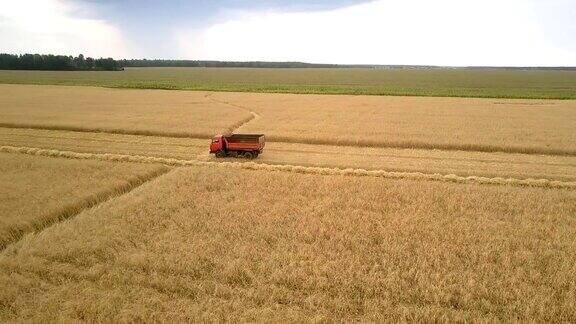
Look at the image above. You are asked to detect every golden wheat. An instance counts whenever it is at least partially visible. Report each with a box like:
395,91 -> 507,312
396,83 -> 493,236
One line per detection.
0,127 -> 207,160
1,166 -> 575,321
210,91 -> 576,155
2,128 -> 576,183
0,84 -> 251,138
2,85 -> 575,156
257,142 -> 576,182
0,152 -> 168,249
2,145 -> 575,189
1,83 -> 575,322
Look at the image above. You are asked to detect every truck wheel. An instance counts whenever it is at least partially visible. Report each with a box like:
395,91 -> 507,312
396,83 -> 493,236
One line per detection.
254,152 -> 259,158
215,151 -> 226,158
243,152 -> 254,159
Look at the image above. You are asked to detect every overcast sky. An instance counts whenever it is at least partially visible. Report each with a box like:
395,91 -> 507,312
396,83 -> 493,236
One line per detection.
1,0 -> 575,66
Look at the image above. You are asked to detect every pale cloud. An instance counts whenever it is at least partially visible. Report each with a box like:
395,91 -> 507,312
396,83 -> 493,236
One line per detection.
179,0 -> 575,66
1,0 -> 573,64
0,0 -> 131,58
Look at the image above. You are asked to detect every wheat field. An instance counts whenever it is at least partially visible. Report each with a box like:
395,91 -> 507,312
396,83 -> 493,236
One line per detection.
1,166 -> 575,322
212,91 -> 576,155
2,128 -> 576,182
0,152 -> 168,249
2,85 -> 575,156
0,84 -> 252,137
0,82 -> 575,321
0,127 -> 207,160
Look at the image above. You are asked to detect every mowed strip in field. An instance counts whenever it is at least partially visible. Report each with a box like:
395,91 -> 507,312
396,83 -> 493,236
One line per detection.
0,152 -> 168,249
0,84 -> 252,137
2,127 -> 576,183
0,127 -> 207,160
1,166 -> 575,322
1,84 -> 575,156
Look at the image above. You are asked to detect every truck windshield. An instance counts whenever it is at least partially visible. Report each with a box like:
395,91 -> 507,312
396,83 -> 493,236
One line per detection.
212,139 -> 219,143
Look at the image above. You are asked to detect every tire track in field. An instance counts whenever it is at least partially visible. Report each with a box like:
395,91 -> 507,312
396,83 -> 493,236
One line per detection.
205,93 -> 261,132
0,165 -> 171,251
2,145 -> 575,190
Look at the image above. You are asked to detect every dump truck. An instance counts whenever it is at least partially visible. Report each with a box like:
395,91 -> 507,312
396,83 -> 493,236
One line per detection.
209,134 -> 265,159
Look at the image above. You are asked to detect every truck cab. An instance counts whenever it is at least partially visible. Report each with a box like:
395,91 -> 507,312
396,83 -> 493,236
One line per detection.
209,135 -> 225,154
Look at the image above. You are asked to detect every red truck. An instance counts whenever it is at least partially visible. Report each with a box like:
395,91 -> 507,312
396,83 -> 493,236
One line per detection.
210,134 -> 265,159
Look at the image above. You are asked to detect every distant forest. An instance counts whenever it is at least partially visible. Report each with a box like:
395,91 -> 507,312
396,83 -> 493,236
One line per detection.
0,54 -> 119,71
119,59 -> 343,68
1,53 -> 575,71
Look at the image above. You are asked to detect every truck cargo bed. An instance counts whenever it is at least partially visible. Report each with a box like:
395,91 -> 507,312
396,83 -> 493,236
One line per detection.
225,134 -> 265,143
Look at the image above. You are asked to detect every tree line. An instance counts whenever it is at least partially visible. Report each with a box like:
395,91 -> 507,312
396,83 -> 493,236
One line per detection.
0,53 -> 343,70
1,53 -> 574,71
0,54 -> 120,71
0,53 -> 346,70
119,59 -> 342,68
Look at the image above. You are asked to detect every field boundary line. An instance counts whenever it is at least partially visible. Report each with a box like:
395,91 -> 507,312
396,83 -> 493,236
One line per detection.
0,165 -> 171,251
2,81 -> 576,100
2,145 -> 575,190
0,122 -> 210,139
1,124 -> 575,157
265,135 -> 576,157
